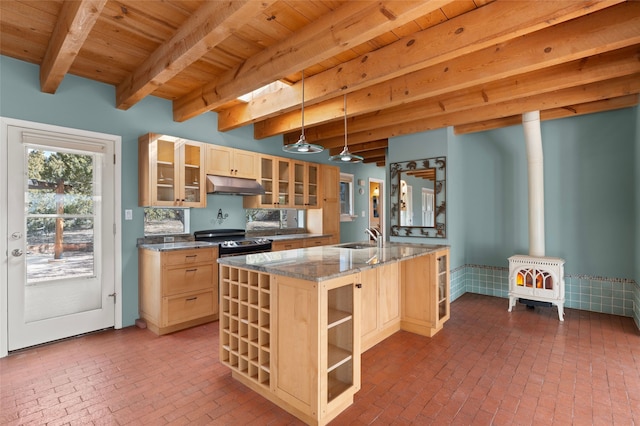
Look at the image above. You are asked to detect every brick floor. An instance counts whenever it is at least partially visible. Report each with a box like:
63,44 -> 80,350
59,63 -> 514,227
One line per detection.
1,293 -> 638,425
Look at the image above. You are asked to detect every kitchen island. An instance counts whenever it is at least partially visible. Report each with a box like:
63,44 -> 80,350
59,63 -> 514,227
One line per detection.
217,242 -> 450,425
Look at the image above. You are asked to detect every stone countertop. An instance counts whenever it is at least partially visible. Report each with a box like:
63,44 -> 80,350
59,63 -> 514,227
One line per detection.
138,241 -> 218,251
264,233 -> 331,242
217,242 -> 448,282
137,234 -> 330,251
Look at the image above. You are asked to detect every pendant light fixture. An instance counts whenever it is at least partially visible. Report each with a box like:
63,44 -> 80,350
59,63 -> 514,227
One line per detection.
282,70 -> 324,154
329,94 -> 363,163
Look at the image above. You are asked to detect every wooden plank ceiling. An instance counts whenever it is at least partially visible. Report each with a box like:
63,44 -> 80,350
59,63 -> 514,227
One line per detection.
1,0 -> 638,167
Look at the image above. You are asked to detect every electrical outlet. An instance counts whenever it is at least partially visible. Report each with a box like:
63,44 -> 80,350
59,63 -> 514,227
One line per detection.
164,236 -> 174,243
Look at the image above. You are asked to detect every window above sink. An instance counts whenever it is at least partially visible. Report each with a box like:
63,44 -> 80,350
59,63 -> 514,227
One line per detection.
245,208 -> 305,231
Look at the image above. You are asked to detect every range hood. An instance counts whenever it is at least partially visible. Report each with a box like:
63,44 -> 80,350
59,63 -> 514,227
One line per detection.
206,175 -> 265,195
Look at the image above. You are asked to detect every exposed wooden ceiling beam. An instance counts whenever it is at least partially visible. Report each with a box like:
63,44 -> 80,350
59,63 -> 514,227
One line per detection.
332,74 -> 640,144
363,155 -> 386,165
290,45 -> 640,146
115,0 -> 274,110
173,0 -> 454,122
219,0 -> 618,132
454,94 -> 639,134
352,148 -> 387,159
541,94 -> 639,122
40,0 -> 106,93
5,1 -> 636,149
327,140 -> 387,156
261,2 -> 640,139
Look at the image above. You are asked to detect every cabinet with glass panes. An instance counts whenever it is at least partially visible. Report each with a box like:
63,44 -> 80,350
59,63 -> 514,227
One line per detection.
138,133 -> 205,208
292,161 -> 319,208
243,155 -> 293,208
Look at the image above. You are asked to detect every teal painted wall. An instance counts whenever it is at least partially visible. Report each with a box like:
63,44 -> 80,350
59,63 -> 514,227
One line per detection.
635,106 -> 640,328
636,105 -> 640,284
386,127 -> 466,268
386,112 -> 637,327
456,110 -> 636,278
2,55 -> 637,326
338,162 -> 386,243
0,56 -> 369,327
384,110 -> 637,281
455,126 -> 528,266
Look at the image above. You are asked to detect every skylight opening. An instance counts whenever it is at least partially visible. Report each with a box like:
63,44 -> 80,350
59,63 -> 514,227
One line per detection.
237,80 -> 291,103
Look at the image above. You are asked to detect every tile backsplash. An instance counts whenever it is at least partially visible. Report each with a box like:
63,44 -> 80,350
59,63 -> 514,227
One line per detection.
450,264 -> 638,327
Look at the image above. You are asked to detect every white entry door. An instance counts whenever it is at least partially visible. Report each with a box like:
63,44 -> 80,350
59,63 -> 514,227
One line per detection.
5,123 -> 117,351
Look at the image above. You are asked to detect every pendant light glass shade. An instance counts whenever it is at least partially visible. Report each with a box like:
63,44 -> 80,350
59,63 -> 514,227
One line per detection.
283,133 -> 324,153
283,70 -> 324,154
329,94 -> 363,163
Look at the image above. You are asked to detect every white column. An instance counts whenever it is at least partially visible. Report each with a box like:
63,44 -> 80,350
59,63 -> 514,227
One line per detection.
522,111 -> 545,257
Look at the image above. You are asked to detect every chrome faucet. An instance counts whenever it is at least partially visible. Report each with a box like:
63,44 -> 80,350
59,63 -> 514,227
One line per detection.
365,227 -> 383,248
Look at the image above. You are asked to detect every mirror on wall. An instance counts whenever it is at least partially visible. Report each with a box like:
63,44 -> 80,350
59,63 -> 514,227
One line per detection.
390,157 -> 446,238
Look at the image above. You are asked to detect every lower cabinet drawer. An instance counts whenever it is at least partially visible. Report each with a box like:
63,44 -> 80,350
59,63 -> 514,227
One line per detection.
164,290 -> 215,326
163,248 -> 215,266
272,239 -> 304,251
303,237 -> 331,247
164,264 -> 214,295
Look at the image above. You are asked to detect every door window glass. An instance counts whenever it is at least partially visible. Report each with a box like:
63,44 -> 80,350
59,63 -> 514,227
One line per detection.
26,148 -> 96,284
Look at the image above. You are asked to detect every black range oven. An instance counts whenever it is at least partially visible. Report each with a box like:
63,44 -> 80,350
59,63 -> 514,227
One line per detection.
194,229 -> 272,257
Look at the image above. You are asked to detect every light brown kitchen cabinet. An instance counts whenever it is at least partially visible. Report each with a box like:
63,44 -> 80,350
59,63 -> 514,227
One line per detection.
218,266 -> 272,388
271,239 -> 304,251
276,272 -> 360,424
219,264 -> 360,426
360,263 -> 400,352
244,155 -> 293,208
293,161 -> 319,208
303,236 -> 333,247
218,246 -> 448,424
205,145 -> 258,179
271,236 -> 332,251
138,247 -> 218,335
307,164 -> 340,245
400,247 -> 450,337
138,133 -> 206,207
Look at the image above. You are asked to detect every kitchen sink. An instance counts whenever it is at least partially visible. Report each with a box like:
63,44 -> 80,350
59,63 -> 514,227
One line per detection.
337,242 -> 378,249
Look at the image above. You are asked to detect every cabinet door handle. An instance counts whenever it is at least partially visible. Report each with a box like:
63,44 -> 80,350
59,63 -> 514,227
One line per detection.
186,296 -> 198,301
356,283 -> 362,288
185,268 -> 198,272
185,255 -> 197,258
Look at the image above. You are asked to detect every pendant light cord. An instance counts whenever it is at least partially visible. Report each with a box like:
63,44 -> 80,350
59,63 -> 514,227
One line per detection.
300,70 -> 305,139
283,69 -> 323,153
343,94 -> 348,150
329,92 -> 362,162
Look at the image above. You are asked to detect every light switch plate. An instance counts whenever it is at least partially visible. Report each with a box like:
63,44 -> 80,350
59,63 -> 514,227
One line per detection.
125,209 -> 133,220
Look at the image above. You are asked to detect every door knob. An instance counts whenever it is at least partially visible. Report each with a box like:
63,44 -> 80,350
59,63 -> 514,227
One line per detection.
12,249 -> 23,257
